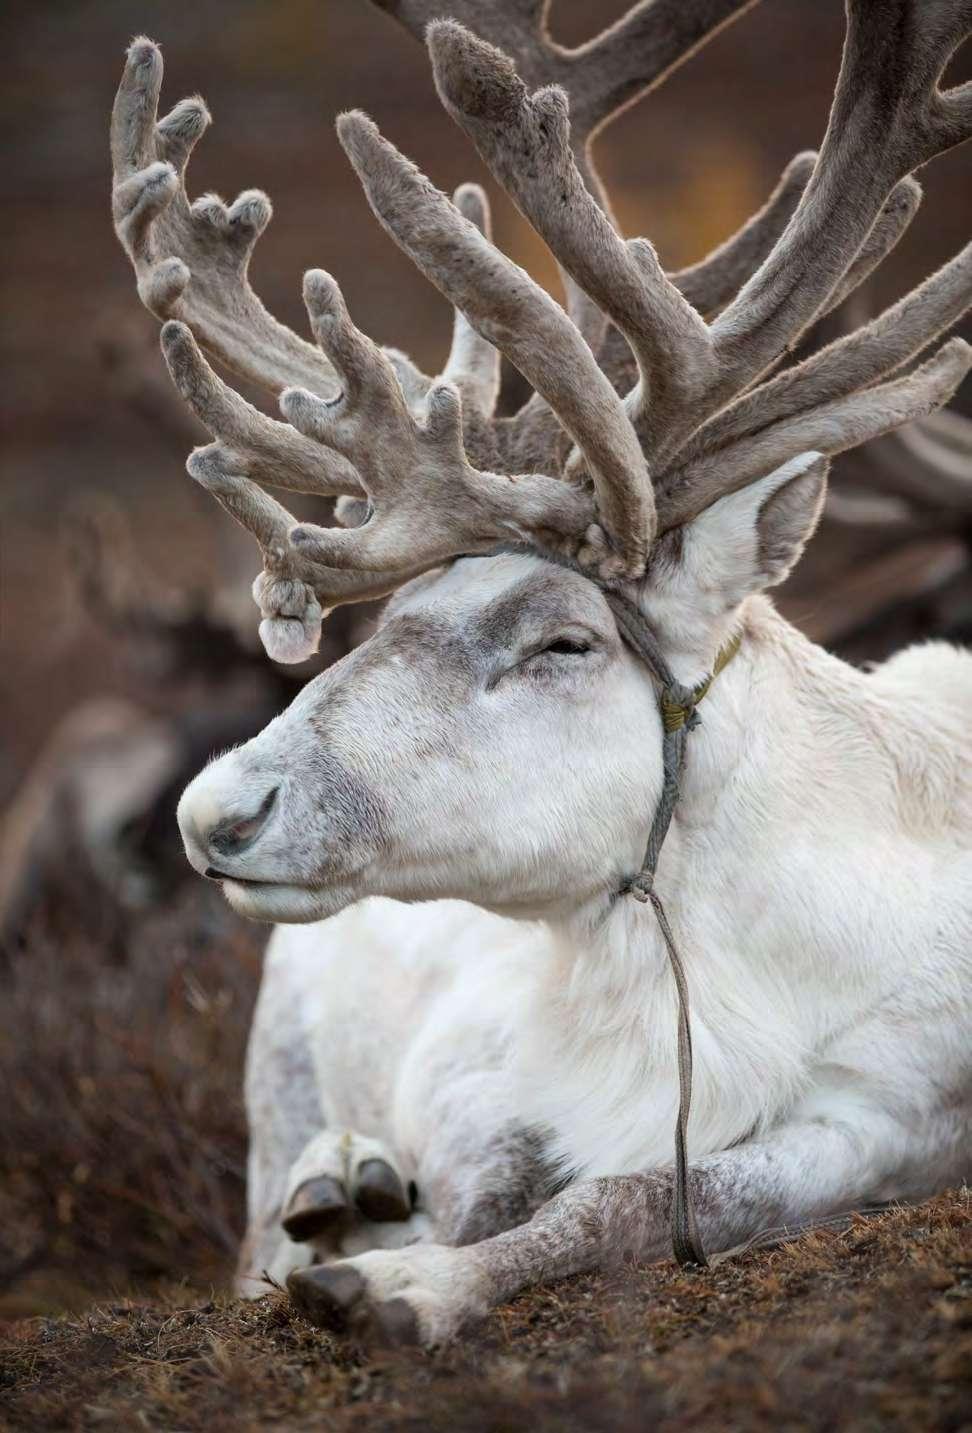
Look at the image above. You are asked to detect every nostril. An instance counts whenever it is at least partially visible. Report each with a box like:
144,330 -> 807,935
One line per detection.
208,785 -> 279,857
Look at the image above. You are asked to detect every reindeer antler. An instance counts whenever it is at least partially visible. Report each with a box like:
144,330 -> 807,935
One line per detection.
333,112 -> 654,573
158,321 -> 440,663
111,2 -> 972,663
423,2 -> 971,530
279,269 -> 600,574
370,0 -> 766,341
111,39 -> 340,399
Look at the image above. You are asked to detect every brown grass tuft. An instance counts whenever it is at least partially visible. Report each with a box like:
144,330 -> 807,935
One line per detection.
2,1192 -> 970,1431
0,891 -> 261,1317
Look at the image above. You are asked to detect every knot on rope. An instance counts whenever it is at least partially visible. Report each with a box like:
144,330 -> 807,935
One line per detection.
658,631 -> 742,733
625,870 -> 655,903
660,687 -> 701,733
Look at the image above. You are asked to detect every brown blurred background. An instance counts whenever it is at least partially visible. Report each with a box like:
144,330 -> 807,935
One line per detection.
1,0 -> 970,1317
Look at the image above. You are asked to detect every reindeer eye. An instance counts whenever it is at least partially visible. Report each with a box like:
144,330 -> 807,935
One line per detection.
541,637 -> 591,656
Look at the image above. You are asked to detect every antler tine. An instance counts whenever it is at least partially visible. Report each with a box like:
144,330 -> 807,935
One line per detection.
158,320 -> 363,498
160,322 -> 424,662
335,112 -> 655,574
657,339 -> 972,531
111,38 -> 339,399
813,177 -> 923,325
702,0 -> 972,424
370,0 -> 758,194
440,185 -> 502,421
277,270 -> 600,576
683,243 -> 972,463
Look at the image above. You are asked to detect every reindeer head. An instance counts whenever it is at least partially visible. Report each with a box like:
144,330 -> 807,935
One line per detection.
110,2 -> 972,922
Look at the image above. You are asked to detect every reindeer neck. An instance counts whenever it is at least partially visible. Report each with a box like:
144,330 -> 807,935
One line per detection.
518,597 -> 883,1177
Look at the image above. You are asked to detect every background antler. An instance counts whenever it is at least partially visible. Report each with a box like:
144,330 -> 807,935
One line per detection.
371,0 -> 828,398
371,0 -> 760,151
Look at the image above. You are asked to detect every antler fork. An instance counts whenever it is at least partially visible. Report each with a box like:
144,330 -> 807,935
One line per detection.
109,1 -> 972,662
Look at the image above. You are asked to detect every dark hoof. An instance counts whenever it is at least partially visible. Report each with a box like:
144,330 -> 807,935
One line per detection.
355,1158 -> 411,1223
281,1176 -> 349,1242
287,1263 -> 366,1330
371,1296 -> 422,1347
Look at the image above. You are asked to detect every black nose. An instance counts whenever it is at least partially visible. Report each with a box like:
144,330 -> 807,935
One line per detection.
207,785 -> 279,859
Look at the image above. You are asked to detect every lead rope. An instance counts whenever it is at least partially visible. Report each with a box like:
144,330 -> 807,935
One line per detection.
513,552 -> 877,1266
494,548 -> 740,1269
602,603 -> 878,1268
605,589 -> 742,1269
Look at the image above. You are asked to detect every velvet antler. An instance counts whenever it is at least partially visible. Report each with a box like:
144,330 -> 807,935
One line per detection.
109,1 -> 972,664
111,39 -> 339,399
422,3 -> 971,530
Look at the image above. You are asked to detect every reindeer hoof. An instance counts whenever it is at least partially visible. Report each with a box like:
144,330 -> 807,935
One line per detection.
371,1296 -> 421,1346
281,1176 -> 349,1242
355,1158 -> 411,1222
286,1264 -> 422,1346
287,1263 -> 366,1330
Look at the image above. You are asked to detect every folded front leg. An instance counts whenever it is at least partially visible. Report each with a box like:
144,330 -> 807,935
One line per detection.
287,1111 -> 923,1346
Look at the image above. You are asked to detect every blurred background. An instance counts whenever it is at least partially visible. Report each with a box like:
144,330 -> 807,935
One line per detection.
1,0 -> 970,1318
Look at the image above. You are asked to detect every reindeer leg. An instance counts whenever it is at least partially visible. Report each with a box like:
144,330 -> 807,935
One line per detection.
236,941 -> 327,1294
287,1110 -> 936,1345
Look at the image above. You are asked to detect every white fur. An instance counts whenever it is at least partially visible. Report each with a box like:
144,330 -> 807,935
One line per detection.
177,457 -> 971,1332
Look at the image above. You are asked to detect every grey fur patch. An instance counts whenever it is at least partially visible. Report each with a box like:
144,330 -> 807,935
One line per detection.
644,525 -> 684,580
351,613 -> 478,685
450,1124 -> 564,1247
281,744 -> 391,869
472,571 -> 575,652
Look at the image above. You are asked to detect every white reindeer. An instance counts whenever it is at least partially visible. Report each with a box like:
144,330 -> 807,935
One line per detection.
109,0 -> 972,1346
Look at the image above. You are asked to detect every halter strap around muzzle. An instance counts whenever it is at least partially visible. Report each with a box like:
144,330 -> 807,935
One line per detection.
500,546 -> 741,1269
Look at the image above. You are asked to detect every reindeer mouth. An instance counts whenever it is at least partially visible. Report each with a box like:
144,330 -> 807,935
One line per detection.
204,866 -> 269,887
213,872 -> 353,925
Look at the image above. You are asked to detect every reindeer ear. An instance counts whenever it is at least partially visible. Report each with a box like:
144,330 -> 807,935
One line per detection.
669,451 -> 829,616
754,451 -> 829,587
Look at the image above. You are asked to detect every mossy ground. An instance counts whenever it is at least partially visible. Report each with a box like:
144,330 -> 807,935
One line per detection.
3,1191 -> 970,1431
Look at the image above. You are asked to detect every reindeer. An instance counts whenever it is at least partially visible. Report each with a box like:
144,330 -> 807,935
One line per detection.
109,0 -> 972,1346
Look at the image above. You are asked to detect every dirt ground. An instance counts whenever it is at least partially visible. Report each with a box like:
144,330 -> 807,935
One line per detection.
2,1192 -> 970,1432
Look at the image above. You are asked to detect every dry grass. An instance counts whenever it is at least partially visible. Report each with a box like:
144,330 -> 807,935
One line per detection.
2,1193 -> 970,1431
0,891 -> 261,1317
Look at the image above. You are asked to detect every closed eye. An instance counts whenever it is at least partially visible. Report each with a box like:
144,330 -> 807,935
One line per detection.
488,633 -> 596,689
541,637 -> 591,656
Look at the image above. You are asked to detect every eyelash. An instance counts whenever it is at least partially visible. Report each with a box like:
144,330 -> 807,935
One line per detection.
538,638 -> 591,657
